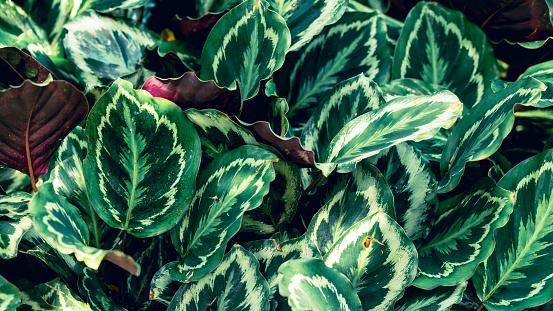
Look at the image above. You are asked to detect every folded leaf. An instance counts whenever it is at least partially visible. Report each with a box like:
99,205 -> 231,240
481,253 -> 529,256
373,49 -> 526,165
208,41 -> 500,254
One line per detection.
84,79 -> 201,238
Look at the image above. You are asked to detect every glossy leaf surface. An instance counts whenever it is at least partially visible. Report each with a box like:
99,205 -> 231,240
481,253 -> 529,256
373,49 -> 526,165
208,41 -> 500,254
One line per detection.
0,275 -> 21,310
84,79 -> 201,238
0,216 -> 32,259
200,0 -> 290,101
394,282 -> 467,311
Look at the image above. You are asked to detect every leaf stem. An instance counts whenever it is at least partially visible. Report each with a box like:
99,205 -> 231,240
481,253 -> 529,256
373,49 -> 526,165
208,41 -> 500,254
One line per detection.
477,304 -> 486,311
303,172 -> 324,196
121,230 -> 128,253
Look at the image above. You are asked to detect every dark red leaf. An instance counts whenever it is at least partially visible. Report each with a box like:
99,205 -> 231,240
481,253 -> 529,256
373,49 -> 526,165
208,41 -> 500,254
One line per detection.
0,80 -> 88,181
0,47 -> 55,89
142,72 -> 242,116
171,10 -> 228,51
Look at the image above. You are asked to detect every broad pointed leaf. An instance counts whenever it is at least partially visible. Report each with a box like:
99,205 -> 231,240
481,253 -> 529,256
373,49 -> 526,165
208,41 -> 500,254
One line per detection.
318,90 -> 462,176
0,79 -> 88,183
308,160 -> 395,257
267,0 -> 348,51
169,145 -> 277,282
84,79 -> 201,238
278,258 -> 362,311
474,149 -> 553,310
30,182 -> 140,275
394,282 -> 467,311
244,234 -> 322,310
0,192 -> 32,219
0,216 -> 32,259
323,211 -> 418,310
274,13 -> 391,119
200,0 -> 291,101
167,245 -> 270,311
368,142 -> 436,247
414,178 -> 513,289
392,2 -> 499,109
63,11 -> 157,87
438,78 -> 545,193
0,275 -> 20,310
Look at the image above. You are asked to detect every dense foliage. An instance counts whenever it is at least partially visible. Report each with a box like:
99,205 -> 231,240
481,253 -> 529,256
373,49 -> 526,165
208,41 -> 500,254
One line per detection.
2,0 -> 553,310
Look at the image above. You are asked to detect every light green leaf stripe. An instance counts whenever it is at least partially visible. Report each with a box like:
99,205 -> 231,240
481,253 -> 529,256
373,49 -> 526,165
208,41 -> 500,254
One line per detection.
63,11 -> 157,86
323,211 -> 418,310
394,282 -> 467,311
308,160 -> 395,257
200,0 -> 291,101
0,192 -> 33,219
369,142 -> 436,247
515,59 -> 553,108
0,275 -> 20,311
0,0 -> 45,47
169,145 -> 277,282
34,279 -> 92,310
392,2 -> 498,109
30,183 -> 139,275
167,245 -> 270,311
438,78 -> 545,193
268,0 -> 348,51
474,149 -> 553,310
80,268 -> 126,311
318,90 -> 463,176
243,234 -> 322,310
0,216 -> 32,259
414,178 -> 513,289
84,79 -> 201,238
277,13 -> 391,116
278,258 -> 362,311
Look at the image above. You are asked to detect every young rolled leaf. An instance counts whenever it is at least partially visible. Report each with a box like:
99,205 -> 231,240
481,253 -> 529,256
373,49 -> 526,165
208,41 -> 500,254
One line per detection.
278,258 -> 362,311
274,13 -> 391,116
30,182 -> 140,275
0,79 -> 88,189
308,160 -> 395,256
84,79 -> 201,238
0,216 -> 32,259
167,245 -> 270,311
392,2 -> 499,109
317,90 -> 462,176
323,211 -> 418,310
0,275 -> 21,310
243,234 -> 322,310
267,0 -> 348,51
474,149 -> 553,310
169,145 -> 277,282
63,11 -> 157,87
394,282 -> 467,311
414,178 -> 513,289
438,78 -> 545,193
368,142 -> 436,247
200,0 -> 291,101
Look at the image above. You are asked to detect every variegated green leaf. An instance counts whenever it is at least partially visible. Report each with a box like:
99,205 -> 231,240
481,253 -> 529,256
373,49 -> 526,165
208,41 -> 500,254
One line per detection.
80,267 -> 126,311
0,275 -> 20,310
318,90 -> 463,176
0,216 -> 32,259
278,258 -> 362,311
394,282 -> 467,311
0,168 -> 30,194
368,142 -> 436,247
63,11 -> 157,87
299,74 -> 385,187
243,234 -> 322,310
392,2 -> 499,109
275,13 -> 391,118
34,279 -> 91,311
200,0 -> 291,101
324,211 -> 418,310
411,129 -> 449,162
380,78 -> 446,102
414,178 -> 513,289
0,1 -> 45,47
84,79 -> 201,238
150,264 -> 181,305
308,161 -> 394,257
169,145 -> 277,282
88,0 -> 150,12
167,245 -> 270,311
474,149 -> 553,310
513,59 -> 553,108
438,78 -> 545,193
184,109 -> 258,161
0,192 -> 32,219
267,0 -> 348,51
15,279 -> 57,311
30,182 -> 139,275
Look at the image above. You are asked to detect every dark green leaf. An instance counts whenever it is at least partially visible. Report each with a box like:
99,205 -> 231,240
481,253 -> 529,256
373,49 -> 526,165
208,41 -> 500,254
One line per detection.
394,282 -> 467,311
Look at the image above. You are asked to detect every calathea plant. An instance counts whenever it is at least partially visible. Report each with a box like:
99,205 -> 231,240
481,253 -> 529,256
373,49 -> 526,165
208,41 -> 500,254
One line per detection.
2,0 -> 553,310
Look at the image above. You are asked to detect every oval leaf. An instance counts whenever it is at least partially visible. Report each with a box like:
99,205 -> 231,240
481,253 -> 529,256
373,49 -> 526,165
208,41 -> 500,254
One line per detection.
169,145 -> 277,282
200,0 -> 291,101
84,79 -> 201,238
